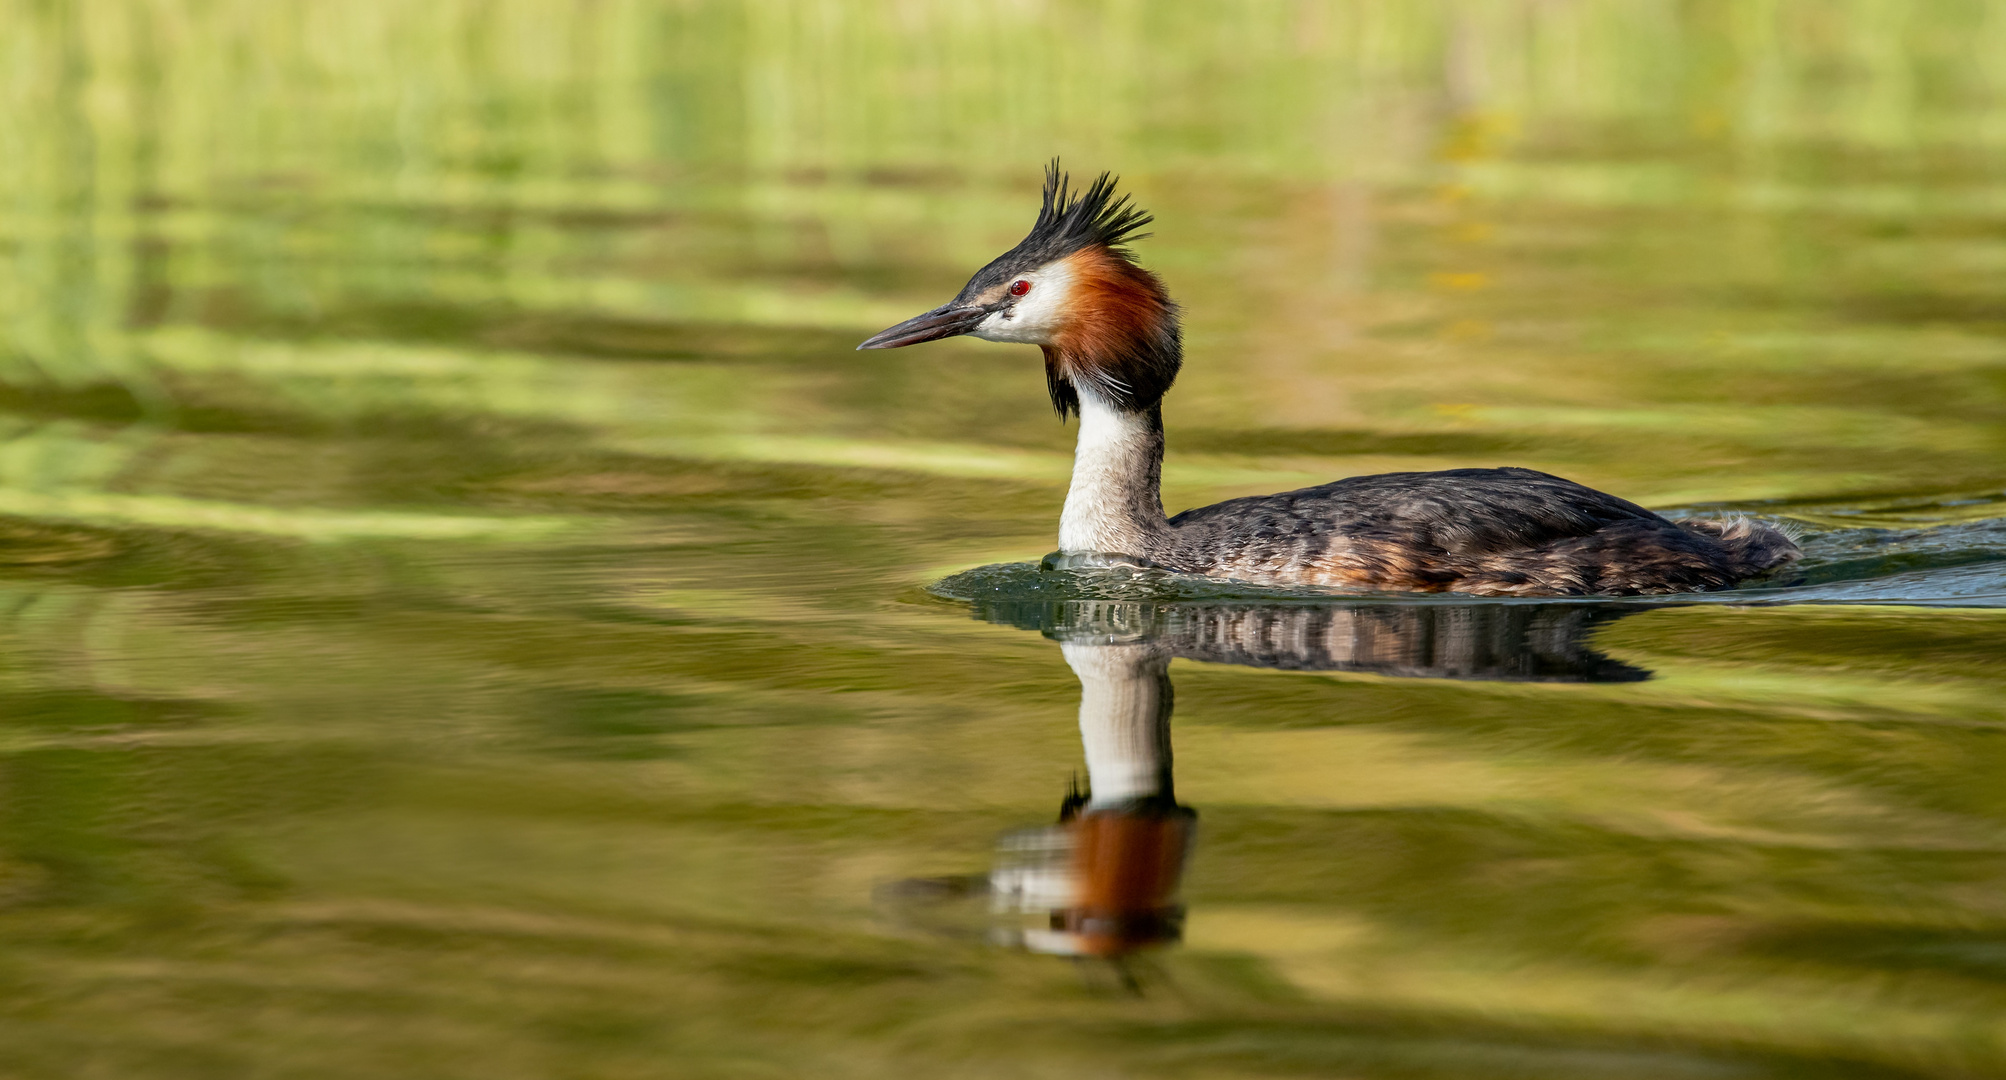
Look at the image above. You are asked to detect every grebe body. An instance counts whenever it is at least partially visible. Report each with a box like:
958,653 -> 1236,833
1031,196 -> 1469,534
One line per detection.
860,165 -> 1798,597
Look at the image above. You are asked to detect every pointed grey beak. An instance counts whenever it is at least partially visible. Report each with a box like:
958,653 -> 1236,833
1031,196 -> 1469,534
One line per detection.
856,303 -> 988,350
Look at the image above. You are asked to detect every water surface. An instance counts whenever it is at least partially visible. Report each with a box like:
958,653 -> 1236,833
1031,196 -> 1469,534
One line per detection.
1,3 -> 2004,1077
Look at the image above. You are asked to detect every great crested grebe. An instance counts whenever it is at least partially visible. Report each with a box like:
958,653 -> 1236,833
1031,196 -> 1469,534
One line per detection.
859,164 -> 1800,596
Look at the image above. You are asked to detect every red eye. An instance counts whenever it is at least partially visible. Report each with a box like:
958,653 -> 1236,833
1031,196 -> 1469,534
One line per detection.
1009,279 -> 1031,296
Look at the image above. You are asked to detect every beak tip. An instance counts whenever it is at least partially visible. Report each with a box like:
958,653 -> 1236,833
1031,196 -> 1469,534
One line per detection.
856,303 -> 983,353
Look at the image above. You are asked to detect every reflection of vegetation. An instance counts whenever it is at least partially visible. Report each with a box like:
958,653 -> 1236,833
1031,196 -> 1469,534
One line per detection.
1,0 -> 2002,510
0,2 -> 2001,1077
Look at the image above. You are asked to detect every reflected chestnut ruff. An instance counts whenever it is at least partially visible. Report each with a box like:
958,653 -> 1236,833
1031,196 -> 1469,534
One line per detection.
884,597 -> 1652,971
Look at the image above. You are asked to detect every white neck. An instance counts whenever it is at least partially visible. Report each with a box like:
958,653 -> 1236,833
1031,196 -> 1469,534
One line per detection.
1057,390 -> 1167,556
1061,641 -> 1174,808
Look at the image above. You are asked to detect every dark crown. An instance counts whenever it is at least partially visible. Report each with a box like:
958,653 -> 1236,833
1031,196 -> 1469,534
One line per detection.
1020,160 -> 1154,264
958,161 -> 1158,300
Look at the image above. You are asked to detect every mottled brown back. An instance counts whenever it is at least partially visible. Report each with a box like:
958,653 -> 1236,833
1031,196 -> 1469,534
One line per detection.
1156,467 -> 1798,596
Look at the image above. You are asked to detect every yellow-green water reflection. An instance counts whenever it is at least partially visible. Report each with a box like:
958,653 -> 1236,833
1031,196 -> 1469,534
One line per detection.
0,2 -> 2004,1077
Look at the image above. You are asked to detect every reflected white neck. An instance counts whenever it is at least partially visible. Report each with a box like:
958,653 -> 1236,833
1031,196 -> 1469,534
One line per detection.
1061,641 -> 1174,808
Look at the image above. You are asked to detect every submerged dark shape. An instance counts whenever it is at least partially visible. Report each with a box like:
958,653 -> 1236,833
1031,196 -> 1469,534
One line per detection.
860,162 -> 1800,597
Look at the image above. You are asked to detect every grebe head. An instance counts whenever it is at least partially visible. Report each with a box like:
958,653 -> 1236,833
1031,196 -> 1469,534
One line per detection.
858,161 -> 1182,418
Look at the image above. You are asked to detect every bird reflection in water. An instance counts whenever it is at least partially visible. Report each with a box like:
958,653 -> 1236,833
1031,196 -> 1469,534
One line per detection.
883,594 -> 1654,973
989,638 -> 1193,959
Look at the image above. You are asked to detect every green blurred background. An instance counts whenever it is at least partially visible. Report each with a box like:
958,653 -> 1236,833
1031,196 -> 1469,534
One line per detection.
0,2 -> 2004,1077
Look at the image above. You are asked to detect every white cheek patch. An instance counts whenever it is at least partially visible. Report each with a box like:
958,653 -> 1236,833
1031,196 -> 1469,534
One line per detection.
971,258 -> 1076,345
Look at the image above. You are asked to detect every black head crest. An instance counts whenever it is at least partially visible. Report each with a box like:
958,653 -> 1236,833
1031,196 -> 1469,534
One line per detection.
952,161 -> 1158,303
1025,160 -> 1154,263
